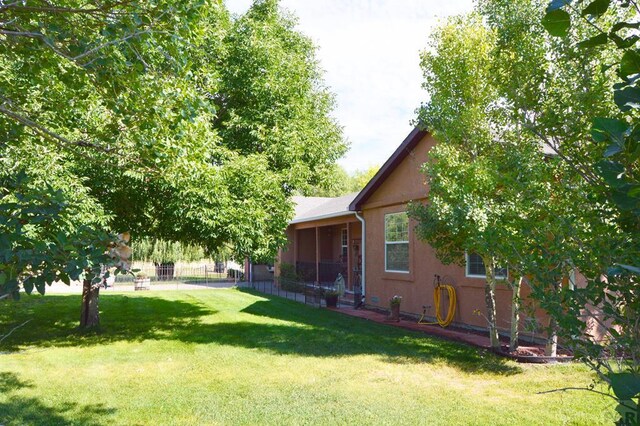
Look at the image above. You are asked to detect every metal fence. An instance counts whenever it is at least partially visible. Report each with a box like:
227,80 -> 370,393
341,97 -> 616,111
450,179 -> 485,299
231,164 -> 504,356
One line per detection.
238,278 -> 356,308
295,261 -> 348,285
112,263 -> 242,289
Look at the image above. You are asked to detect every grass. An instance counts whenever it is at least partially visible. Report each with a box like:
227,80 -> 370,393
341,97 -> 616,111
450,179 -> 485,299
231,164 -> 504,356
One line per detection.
0,288 -> 617,425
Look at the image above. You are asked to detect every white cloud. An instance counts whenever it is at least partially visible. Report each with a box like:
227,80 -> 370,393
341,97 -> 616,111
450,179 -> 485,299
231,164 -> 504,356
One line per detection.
225,0 -> 474,172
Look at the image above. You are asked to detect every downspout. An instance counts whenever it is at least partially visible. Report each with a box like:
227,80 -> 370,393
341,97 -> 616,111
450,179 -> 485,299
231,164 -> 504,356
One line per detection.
355,212 -> 366,299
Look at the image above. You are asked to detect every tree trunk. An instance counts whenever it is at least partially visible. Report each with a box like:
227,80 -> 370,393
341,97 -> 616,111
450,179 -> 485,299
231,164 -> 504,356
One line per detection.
545,281 -> 560,357
545,317 -> 558,356
80,279 -> 100,328
510,276 -> 523,352
483,257 -> 500,350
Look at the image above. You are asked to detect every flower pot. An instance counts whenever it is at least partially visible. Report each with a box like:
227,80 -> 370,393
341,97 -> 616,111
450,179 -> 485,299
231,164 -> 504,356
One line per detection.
389,303 -> 400,321
325,294 -> 338,308
134,278 -> 150,291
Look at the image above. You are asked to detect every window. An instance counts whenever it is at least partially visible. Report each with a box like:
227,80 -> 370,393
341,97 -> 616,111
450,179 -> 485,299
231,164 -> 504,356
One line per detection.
385,212 -> 409,273
341,228 -> 348,263
465,253 -> 507,279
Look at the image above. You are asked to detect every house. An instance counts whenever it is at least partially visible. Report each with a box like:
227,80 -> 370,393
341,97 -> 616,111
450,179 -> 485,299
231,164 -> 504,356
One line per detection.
277,192 -> 363,291
274,127 -> 554,337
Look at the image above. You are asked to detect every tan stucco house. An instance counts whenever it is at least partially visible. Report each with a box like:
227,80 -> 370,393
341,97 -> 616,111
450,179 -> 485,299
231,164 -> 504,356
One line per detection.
275,127 -> 550,337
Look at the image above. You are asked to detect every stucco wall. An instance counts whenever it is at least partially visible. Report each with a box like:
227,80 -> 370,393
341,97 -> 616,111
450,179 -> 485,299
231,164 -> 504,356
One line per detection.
361,133 -> 546,335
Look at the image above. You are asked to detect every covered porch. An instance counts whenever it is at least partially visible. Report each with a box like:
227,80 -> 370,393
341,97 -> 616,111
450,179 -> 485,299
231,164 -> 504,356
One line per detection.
288,219 -> 362,290
277,193 -> 363,293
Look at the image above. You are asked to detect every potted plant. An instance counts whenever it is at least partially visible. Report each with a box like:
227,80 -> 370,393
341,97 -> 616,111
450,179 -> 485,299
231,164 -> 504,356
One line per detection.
324,288 -> 339,308
388,295 -> 402,322
134,272 -> 150,290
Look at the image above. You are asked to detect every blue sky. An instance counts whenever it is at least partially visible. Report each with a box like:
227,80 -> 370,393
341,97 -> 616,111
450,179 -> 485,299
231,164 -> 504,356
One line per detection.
225,0 -> 474,173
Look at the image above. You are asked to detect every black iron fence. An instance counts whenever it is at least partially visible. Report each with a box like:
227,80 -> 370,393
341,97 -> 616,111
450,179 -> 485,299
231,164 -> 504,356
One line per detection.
295,261 -> 348,285
238,278 -> 356,308
112,263 -> 240,287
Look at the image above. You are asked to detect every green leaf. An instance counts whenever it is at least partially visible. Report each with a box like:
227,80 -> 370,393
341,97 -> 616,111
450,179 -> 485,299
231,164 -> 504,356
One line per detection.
577,33 -> 609,49
581,0 -> 610,17
34,275 -> 46,295
546,0 -> 572,12
596,160 -> 625,187
615,400 -> 639,425
543,9 -> 571,37
23,278 -> 34,294
611,33 -> 640,49
620,50 -> 640,77
609,372 -> 640,400
604,143 -> 622,157
591,117 -> 628,145
611,21 -> 640,34
59,273 -> 71,285
614,86 -> 640,111
611,188 -> 640,210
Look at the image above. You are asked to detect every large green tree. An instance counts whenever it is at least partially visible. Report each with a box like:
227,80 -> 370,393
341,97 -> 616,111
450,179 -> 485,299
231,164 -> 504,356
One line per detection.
411,0 -> 624,352
0,0 -> 346,327
540,0 -> 640,420
413,0 -> 640,419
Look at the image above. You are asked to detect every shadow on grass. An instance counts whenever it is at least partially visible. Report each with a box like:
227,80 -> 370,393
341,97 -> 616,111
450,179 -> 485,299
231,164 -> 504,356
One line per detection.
0,372 -> 115,426
0,290 -> 520,375
0,293 -> 215,351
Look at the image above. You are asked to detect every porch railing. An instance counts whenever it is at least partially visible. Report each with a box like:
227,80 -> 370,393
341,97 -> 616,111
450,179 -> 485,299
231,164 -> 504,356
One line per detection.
239,278 -> 356,308
295,261 -> 348,285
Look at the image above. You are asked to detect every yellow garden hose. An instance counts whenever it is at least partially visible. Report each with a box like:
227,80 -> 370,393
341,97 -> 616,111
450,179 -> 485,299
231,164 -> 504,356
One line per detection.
419,284 -> 456,327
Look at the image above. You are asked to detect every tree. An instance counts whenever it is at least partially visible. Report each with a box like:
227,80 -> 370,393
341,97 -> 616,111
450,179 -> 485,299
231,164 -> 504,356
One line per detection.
409,14 -> 517,350
540,0 -> 640,420
414,0 -> 639,419
0,0 -> 346,327
213,0 -> 347,193
305,164 -> 380,197
411,0 -> 625,357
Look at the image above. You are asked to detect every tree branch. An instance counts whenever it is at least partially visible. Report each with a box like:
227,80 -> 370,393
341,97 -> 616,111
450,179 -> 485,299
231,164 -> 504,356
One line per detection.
0,27 -> 152,65
0,103 -> 115,155
538,386 -> 618,402
0,319 -> 32,345
0,2 -> 130,16
523,122 -> 601,186
73,29 -> 152,61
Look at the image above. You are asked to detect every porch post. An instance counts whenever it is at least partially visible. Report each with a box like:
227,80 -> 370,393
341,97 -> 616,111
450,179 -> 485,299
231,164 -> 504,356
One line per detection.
315,226 -> 320,284
293,228 -> 298,267
346,221 -> 351,289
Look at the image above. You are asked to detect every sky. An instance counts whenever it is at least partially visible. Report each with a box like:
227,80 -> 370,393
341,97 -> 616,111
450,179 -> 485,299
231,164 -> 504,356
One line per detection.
225,0 -> 474,173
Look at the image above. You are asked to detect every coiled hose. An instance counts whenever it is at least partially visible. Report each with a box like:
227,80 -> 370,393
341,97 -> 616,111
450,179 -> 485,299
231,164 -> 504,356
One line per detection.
419,284 -> 456,327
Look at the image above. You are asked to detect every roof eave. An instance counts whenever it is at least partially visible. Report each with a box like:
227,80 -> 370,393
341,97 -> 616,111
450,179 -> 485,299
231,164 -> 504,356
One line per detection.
289,210 -> 356,225
349,127 -> 428,212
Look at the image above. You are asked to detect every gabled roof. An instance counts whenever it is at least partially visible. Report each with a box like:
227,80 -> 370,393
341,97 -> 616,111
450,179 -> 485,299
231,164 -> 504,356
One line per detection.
290,192 -> 359,224
349,127 -> 428,211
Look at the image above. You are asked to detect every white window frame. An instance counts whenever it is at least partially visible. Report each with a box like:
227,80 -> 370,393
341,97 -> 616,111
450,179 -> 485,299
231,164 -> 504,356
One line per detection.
384,212 -> 409,273
341,228 -> 348,262
465,252 -> 507,280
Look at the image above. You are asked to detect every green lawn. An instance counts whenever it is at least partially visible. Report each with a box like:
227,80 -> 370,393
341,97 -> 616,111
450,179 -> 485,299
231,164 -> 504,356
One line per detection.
0,289 -> 616,425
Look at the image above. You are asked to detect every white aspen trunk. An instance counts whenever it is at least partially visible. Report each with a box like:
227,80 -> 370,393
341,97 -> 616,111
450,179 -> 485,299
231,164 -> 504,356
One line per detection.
510,276 -> 523,352
545,280 -> 560,357
545,317 -> 558,357
483,256 -> 500,350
